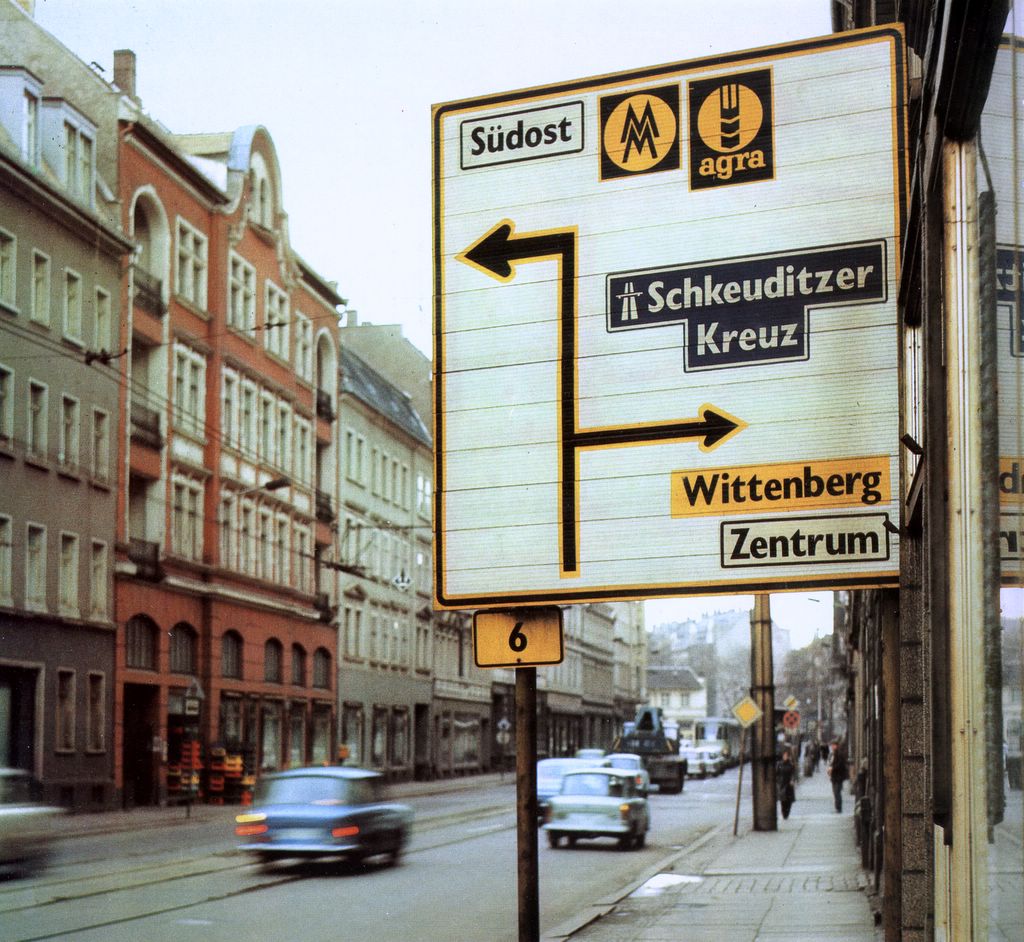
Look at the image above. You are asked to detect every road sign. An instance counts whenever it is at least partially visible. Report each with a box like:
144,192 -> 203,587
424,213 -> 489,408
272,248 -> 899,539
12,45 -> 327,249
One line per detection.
473,607 -> 564,668
783,710 -> 801,730
784,695 -> 799,710
732,695 -> 763,729
433,28 -> 907,609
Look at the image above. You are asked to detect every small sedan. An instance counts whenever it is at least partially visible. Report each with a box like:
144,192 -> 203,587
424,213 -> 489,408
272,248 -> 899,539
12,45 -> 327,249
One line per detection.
698,746 -> 724,776
536,757 -> 607,821
235,767 -> 413,869
604,752 -> 652,795
681,746 -> 707,778
543,768 -> 649,850
0,768 -> 63,879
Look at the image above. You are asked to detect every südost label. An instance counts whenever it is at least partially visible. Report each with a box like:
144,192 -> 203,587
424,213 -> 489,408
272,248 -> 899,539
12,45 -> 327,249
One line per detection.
460,101 -> 585,170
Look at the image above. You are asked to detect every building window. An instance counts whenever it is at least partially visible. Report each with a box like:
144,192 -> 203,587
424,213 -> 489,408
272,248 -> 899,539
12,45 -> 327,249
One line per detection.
56,669 -> 75,752
417,473 -> 432,519
0,365 -> 13,447
240,502 -> 255,574
59,395 -> 79,470
258,510 -> 273,579
27,380 -> 47,459
218,493 -> 235,569
94,287 -> 111,353
171,476 -> 203,560
0,515 -> 11,604
86,672 -> 105,752
264,638 -> 283,683
291,644 -> 306,686
91,409 -> 109,483
240,383 -> 256,456
89,540 -> 107,619
294,525 -> 310,593
26,523 -> 45,610
275,517 -> 289,585
264,281 -> 289,360
125,615 -> 158,670
276,402 -> 290,471
63,122 -> 94,203
221,630 -> 243,679
173,343 -> 206,439
259,393 -> 274,463
294,418 -> 311,486
228,253 -> 256,332
31,250 -> 50,325
24,90 -> 39,167
221,371 -> 237,448
295,312 -> 313,381
63,269 -> 82,341
170,622 -> 197,674
59,531 -> 79,615
176,218 -> 207,308
0,229 -> 15,308
344,606 -> 362,659
313,648 -> 331,690
345,429 -> 365,485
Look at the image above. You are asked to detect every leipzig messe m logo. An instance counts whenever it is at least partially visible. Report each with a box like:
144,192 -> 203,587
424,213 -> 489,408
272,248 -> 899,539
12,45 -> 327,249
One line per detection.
688,67 -> 774,189
599,85 -> 680,180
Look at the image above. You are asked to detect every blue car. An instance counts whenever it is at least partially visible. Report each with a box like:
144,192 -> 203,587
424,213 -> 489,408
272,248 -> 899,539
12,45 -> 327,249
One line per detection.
235,767 -> 413,869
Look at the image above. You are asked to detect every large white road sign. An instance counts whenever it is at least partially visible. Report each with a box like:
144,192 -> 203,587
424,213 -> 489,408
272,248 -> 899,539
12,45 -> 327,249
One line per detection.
433,27 -> 907,609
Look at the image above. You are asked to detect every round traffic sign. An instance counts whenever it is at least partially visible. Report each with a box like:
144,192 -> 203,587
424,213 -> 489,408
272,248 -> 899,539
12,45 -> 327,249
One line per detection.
783,710 -> 800,730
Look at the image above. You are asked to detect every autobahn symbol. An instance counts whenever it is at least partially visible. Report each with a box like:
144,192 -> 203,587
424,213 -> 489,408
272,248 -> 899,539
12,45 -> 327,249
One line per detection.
459,219 -> 746,576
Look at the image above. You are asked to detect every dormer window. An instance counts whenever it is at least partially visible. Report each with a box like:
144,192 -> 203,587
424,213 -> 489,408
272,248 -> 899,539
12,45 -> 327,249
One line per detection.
249,153 -> 273,229
41,98 -> 97,208
0,67 -> 44,168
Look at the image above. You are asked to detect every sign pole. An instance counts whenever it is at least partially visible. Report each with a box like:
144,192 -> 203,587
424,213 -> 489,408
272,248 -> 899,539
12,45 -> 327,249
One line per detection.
733,726 -> 747,836
516,666 -> 539,942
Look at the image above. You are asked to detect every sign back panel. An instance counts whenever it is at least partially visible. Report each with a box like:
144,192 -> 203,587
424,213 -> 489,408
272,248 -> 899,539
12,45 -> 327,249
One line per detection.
433,28 -> 908,609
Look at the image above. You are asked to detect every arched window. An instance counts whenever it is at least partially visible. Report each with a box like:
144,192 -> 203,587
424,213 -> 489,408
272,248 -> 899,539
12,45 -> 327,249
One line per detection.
169,622 -> 197,674
125,614 -> 158,670
222,630 -> 243,679
313,647 -> 331,689
250,154 -> 273,229
264,638 -> 283,683
291,643 -> 306,686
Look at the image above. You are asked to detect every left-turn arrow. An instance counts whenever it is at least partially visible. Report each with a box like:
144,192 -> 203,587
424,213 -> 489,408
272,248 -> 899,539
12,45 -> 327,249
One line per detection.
458,219 -> 576,282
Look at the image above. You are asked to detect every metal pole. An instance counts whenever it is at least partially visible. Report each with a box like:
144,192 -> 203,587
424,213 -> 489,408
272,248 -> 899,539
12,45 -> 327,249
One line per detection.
750,594 -> 777,831
516,667 -> 539,942
733,726 -> 747,836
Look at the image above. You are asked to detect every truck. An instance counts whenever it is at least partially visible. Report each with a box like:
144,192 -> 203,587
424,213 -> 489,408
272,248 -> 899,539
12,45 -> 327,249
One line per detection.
612,706 -> 688,794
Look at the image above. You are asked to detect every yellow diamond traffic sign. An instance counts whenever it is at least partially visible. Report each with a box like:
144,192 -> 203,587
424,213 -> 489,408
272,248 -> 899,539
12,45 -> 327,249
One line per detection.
732,696 -> 763,729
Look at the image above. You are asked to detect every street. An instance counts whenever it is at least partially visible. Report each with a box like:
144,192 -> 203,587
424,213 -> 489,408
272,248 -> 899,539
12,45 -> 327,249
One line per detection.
0,771 -> 740,942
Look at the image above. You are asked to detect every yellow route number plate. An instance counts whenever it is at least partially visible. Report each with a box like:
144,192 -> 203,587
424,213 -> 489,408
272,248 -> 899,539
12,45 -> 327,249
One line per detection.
473,608 -> 564,669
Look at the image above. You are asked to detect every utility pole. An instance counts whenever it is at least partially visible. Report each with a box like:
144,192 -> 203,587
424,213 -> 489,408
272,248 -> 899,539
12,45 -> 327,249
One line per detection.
750,594 -> 777,830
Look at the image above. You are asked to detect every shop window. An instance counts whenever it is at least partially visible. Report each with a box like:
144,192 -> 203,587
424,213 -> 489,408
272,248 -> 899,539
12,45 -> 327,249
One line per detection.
261,704 -> 281,772
342,703 -> 364,766
56,669 -> 75,752
391,710 -> 409,768
86,672 -> 104,752
219,697 -> 242,745
311,711 -> 330,765
289,711 -> 305,768
372,707 -> 388,768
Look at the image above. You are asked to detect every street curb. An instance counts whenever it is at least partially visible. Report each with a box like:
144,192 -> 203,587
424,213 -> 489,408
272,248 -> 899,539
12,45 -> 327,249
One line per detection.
541,823 -> 726,941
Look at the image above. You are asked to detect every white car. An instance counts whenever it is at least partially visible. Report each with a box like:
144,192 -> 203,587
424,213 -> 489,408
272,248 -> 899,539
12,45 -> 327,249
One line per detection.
697,746 -> 724,776
604,752 -> 652,794
543,768 -> 650,850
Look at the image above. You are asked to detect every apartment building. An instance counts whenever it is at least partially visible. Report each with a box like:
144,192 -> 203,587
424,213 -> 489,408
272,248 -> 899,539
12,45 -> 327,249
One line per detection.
0,53 -> 132,807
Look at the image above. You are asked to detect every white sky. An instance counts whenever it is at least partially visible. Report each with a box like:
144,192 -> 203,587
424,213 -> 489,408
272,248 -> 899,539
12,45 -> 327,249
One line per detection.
33,0 -> 834,357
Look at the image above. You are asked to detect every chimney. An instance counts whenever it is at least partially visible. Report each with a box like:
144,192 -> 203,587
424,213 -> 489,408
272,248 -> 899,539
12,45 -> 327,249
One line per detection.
113,49 -> 137,100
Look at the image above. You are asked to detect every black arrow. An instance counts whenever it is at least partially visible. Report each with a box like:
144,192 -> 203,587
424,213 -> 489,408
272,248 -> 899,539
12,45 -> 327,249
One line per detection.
458,220 -> 744,577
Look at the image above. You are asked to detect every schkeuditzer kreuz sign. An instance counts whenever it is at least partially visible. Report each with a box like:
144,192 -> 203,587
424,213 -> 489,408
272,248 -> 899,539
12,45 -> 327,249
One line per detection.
432,27 -> 908,609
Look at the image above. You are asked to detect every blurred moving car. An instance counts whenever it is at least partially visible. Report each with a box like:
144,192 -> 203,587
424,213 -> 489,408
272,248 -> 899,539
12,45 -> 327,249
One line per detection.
604,752 -> 652,794
536,757 -> 607,821
235,767 -> 413,868
0,767 -> 63,879
543,767 -> 650,850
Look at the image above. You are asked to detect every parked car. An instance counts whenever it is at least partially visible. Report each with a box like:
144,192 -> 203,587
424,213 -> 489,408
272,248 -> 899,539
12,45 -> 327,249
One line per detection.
235,767 -> 413,868
681,745 -> 707,778
697,746 -> 724,776
604,752 -> 652,794
543,767 -> 650,850
574,748 -> 607,760
0,768 -> 63,878
537,757 -> 606,820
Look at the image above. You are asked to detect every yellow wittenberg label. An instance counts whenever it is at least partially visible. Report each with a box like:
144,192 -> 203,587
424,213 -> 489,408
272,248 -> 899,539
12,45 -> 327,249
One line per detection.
1000,458 -> 1024,503
671,456 -> 891,518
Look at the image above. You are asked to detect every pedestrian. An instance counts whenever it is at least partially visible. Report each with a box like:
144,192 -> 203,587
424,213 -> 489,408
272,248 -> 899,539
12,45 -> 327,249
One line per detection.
776,748 -> 796,820
827,740 -> 849,813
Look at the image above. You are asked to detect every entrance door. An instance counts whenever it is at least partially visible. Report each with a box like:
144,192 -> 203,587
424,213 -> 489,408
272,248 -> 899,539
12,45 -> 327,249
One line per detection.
0,666 -> 37,772
122,684 -> 158,806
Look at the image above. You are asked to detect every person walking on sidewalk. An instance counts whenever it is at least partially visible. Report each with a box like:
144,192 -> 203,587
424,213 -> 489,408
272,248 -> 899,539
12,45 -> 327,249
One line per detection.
776,748 -> 796,820
827,740 -> 849,813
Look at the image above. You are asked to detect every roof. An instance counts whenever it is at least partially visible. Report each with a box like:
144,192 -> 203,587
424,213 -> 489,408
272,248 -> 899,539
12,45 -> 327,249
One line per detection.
340,346 -> 431,447
264,766 -> 380,780
646,665 -> 704,692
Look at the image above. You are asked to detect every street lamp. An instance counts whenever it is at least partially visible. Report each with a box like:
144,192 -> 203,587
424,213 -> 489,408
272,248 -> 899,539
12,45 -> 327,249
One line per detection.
241,476 -> 290,496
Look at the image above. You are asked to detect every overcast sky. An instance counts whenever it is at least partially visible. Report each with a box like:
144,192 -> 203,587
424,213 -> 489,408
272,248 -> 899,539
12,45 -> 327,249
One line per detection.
34,0 -> 834,357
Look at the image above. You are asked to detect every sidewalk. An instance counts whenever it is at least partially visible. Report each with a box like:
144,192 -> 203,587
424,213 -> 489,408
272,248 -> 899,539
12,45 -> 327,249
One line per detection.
547,767 -> 881,942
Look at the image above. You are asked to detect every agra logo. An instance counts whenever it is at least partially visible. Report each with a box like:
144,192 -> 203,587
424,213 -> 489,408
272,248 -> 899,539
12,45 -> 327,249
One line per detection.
688,68 -> 774,190
599,85 -> 680,180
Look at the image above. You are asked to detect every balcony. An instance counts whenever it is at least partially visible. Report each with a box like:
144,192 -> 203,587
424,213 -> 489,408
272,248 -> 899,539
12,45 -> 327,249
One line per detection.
316,389 -> 335,422
133,267 -> 166,318
130,401 -> 163,449
315,488 -> 335,524
128,538 -> 164,581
